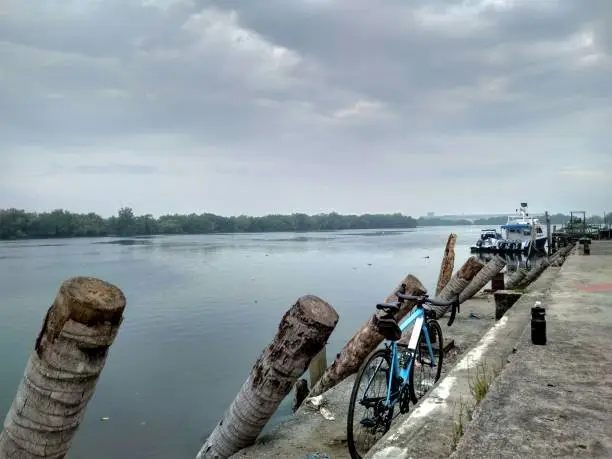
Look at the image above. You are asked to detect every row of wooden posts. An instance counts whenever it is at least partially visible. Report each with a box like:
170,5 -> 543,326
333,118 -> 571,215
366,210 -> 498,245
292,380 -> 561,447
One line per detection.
0,237 -> 575,459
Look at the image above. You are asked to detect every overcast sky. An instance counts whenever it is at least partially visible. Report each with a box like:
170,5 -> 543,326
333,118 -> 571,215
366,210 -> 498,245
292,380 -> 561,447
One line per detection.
1,0 -> 610,218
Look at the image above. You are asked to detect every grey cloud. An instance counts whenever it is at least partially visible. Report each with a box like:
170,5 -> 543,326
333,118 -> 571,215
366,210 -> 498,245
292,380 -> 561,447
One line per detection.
74,164 -> 159,175
0,0 -> 610,216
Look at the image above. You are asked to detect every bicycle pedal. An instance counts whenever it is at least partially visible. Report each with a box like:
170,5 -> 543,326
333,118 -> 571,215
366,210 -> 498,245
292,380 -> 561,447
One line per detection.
360,418 -> 377,428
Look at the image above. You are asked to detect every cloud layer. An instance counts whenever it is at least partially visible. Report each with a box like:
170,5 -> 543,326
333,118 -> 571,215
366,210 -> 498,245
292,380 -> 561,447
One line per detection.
1,0 -> 610,217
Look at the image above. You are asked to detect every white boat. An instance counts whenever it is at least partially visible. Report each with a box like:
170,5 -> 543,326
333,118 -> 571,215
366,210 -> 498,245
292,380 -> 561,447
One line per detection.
471,203 -> 547,253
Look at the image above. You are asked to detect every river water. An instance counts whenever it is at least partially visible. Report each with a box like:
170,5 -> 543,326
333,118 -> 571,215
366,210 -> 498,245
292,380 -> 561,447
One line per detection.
0,226 -> 523,458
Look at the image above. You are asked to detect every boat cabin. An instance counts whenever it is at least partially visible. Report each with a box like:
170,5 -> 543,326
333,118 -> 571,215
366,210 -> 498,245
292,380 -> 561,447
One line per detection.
481,229 -> 502,241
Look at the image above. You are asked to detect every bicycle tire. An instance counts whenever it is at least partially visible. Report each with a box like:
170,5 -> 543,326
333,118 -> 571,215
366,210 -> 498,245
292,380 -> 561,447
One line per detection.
347,348 -> 394,459
408,319 -> 443,404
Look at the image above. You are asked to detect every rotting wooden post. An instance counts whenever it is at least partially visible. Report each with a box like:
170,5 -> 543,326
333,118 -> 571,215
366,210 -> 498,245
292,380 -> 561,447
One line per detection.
436,233 -> 457,296
458,255 -> 506,302
429,256 -> 485,318
308,346 -> 327,388
494,290 -> 522,320
308,275 -> 426,398
197,295 -> 338,459
546,211 -> 552,256
549,244 -> 574,267
505,268 -> 527,289
517,259 -> 550,289
0,277 -> 126,459
550,243 -> 572,261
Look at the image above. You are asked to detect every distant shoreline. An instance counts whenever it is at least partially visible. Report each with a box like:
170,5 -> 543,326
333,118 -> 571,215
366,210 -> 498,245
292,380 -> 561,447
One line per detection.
0,207 -> 589,241
2,208 -> 419,241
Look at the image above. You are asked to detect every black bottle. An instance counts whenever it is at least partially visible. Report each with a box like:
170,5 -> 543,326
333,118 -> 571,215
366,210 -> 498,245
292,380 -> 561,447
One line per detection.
531,301 -> 547,345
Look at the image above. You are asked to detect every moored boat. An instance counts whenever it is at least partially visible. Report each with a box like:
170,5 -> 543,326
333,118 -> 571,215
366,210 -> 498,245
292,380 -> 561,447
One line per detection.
471,203 -> 547,253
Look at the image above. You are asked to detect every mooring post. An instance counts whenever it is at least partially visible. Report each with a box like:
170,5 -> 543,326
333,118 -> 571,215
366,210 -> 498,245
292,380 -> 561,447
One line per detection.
308,346 -> 327,388
0,277 -> 127,459
546,211 -> 552,256
197,295 -> 338,459
308,275 -> 427,398
458,255 -> 505,302
436,233 -> 457,296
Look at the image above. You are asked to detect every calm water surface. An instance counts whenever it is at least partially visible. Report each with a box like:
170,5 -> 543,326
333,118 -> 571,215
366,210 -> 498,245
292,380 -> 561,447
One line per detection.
1,227 -> 482,458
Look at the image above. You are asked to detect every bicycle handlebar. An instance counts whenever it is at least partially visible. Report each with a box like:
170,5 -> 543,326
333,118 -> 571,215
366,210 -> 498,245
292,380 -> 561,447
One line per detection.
395,291 -> 455,307
395,285 -> 461,327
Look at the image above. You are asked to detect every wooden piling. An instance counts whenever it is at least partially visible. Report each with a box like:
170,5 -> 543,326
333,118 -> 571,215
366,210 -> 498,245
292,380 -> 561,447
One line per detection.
505,268 -> 527,289
308,275 -> 426,398
308,346 -> 327,388
546,211 -> 552,256
197,295 -> 338,459
0,277 -> 127,459
436,233 -> 457,296
517,259 -> 550,289
429,256 -> 485,318
458,255 -> 506,302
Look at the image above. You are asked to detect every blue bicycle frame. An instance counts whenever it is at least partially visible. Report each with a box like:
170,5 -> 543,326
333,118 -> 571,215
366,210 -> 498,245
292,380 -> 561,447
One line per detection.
383,306 -> 435,407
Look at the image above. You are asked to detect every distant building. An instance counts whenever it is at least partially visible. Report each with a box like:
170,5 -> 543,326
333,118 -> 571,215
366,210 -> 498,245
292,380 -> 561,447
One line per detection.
427,212 -> 435,217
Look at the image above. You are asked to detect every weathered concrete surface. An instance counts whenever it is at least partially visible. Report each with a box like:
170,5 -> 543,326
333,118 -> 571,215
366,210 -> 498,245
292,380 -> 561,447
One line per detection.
452,241 -> 612,458
231,294 -> 499,459
365,267 -> 559,459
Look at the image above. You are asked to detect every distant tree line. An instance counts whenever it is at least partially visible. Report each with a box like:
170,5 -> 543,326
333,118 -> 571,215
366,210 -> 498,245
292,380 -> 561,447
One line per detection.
418,212 -> 612,227
0,208 -> 418,240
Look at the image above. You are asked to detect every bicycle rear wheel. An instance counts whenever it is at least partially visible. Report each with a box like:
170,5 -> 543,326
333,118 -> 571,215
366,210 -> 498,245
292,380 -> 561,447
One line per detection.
347,349 -> 394,459
409,319 -> 443,404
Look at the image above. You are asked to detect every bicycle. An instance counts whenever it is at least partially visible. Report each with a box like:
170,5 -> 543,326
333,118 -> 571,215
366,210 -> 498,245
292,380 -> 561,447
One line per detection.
346,284 -> 460,459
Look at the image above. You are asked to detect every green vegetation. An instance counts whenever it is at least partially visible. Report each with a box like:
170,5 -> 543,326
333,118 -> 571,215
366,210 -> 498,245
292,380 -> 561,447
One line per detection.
2,207 -> 608,240
0,208 -> 417,240
468,361 -> 498,403
417,217 -> 473,226
420,212 -> 612,227
450,362 -> 501,452
451,397 -> 474,450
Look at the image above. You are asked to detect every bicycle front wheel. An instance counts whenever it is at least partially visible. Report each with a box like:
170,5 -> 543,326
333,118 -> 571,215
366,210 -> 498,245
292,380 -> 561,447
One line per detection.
409,319 -> 443,404
347,349 -> 394,459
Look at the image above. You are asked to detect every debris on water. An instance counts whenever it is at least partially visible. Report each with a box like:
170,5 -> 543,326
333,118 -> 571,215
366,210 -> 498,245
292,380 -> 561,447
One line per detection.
100,417 -> 110,422
367,263 -> 372,266
424,256 -> 430,259
469,312 -> 483,319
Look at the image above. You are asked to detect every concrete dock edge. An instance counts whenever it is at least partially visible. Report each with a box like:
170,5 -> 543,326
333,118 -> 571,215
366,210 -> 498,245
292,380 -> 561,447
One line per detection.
365,266 -> 560,458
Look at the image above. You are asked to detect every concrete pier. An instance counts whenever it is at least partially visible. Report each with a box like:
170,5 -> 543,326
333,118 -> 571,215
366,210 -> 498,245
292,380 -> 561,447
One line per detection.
232,242 -> 612,459
452,240 -> 612,458
365,267 -> 558,458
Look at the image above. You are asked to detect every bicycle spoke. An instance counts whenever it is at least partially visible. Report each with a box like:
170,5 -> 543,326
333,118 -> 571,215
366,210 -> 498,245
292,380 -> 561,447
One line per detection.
348,352 -> 394,458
